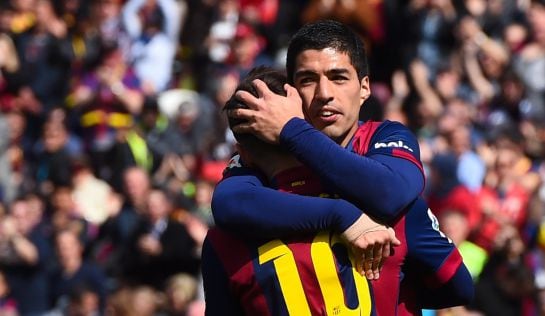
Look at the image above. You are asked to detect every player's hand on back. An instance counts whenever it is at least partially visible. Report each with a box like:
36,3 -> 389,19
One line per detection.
342,213 -> 401,280
229,79 -> 304,144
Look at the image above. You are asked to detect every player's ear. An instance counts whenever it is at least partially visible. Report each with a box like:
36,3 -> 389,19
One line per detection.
359,76 -> 370,105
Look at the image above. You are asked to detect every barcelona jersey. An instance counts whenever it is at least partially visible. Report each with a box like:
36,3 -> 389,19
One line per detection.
210,119 -> 474,316
203,167 -> 377,316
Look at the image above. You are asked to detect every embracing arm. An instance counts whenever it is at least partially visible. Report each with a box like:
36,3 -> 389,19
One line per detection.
280,119 -> 425,223
230,80 -> 423,222
211,170 -> 361,238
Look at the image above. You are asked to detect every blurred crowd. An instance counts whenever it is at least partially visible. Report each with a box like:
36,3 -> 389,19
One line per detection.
0,0 -> 545,315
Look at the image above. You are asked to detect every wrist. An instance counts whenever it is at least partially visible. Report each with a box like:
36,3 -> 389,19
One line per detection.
279,117 -> 309,145
342,213 -> 382,243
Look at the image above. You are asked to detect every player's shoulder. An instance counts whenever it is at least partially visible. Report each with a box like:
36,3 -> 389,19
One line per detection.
353,120 -> 419,156
372,120 -> 414,136
355,120 -> 415,143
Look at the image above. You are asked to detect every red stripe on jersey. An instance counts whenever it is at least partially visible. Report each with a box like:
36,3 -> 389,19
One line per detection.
426,249 -> 463,288
392,148 -> 426,192
287,239 -> 327,315
391,148 -> 423,171
207,229 -> 271,316
352,121 -> 382,155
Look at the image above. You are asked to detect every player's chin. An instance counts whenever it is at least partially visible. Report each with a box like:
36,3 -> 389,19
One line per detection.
320,126 -> 344,141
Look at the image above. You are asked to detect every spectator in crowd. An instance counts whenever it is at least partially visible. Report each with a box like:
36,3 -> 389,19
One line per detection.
68,43 -> 144,182
32,121 -> 73,196
49,229 -> 107,314
121,188 -> 200,290
513,0 -> 545,119
12,0 -> 70,119
472,225 -> 536,316
222,21 -> 275,79
70,157 -> 120,238
93,166 -> 149,281
148,91 -> 213,193
130,285 -> 163,316
401,0 -> 458,78
0,196 -> 53,315
122,0 -> 183,95
164,273 -> 200,316
63,285 -> 101,316
94,0 -> 128,49
427,152 -> 482,232
0,32 -> 20,113
46,186 -> 90,247
473,131 -> 539,252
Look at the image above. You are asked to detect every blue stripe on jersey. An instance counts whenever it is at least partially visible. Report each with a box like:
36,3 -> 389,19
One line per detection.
250,246 -> 290,316
331,242 -> 360,309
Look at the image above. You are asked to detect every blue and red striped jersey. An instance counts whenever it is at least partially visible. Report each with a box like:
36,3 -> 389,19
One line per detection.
210,119 -> 474,315
203,167 -> 377,315
203,228 -> 376,316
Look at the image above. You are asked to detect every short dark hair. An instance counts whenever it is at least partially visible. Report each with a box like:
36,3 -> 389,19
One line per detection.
286,20 -> 369,84
223,66 -> 288,154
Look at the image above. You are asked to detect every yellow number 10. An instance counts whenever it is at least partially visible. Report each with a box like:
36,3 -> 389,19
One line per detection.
258,232 -> 372,316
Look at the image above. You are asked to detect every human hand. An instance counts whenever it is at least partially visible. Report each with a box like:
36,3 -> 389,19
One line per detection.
342,214 -> 401,280
458,16 -> 483,42
0,216 -> 18,239
229,79 -> 304,144
138,235 -> 162,256
409,59 -> 429,83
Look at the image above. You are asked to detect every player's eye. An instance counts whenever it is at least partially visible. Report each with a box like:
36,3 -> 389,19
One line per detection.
297,77 -> 315,86
332,75 -> 348,83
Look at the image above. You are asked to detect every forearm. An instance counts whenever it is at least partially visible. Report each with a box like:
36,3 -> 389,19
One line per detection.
280,119 -> 423,222
112,84 -> 144,114
211,174 -> 361,237
157,0 -> 182,40
122,0 -> 146,38
464,50 -> 495,101
11,235 -> 38,264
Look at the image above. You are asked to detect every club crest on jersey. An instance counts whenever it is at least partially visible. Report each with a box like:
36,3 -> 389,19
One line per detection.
373,140 -> 414,152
